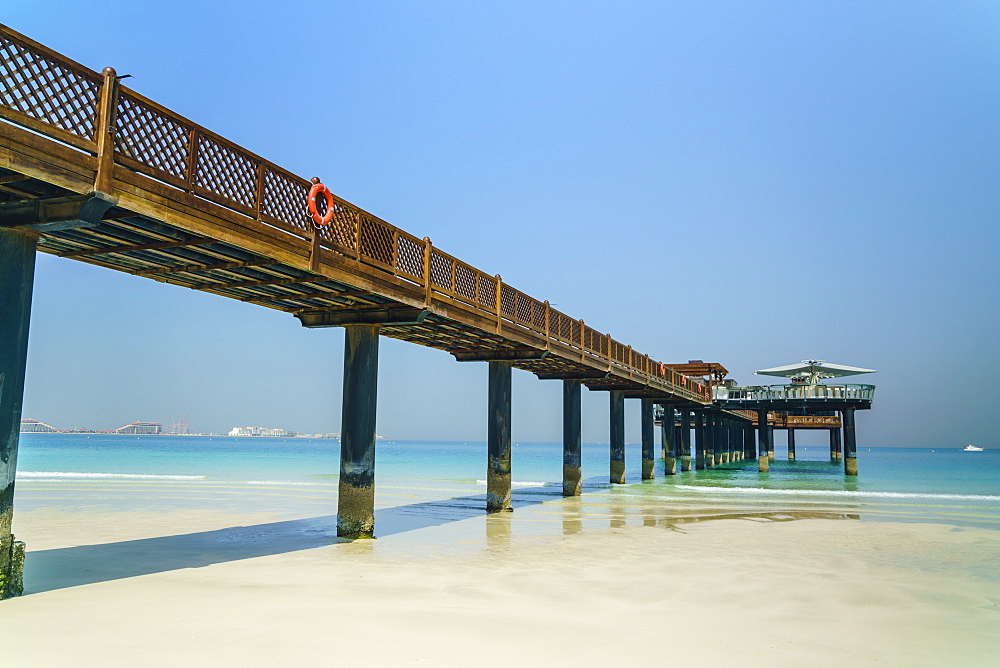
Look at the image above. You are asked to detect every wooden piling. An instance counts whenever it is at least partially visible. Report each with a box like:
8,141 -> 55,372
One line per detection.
562,380 -> 582,496
337,325 -> 380,538
787,428 -> 796,461
0,228 -> 36,599
726,419 -> 733,463
679,409 -> 692,471
724,418 -> 732,463
757,408 -> 770,473
719,417 -> 728,464
610,391 -> 626,484
705,413 -> 716,467
487,361 -> 513,511
640,398 -> 655,480
695,412 -> 706,470
661,404 -> 677,475
842,408 -> 858,476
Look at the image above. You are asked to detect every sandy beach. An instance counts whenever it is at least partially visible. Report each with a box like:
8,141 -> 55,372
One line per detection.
5,498 -> 1000,667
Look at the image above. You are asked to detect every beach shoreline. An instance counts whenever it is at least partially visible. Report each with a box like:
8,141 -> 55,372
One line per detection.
6,491 -> 1000,667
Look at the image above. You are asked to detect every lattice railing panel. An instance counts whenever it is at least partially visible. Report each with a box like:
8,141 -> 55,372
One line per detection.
0,32 -> 100,141
262,168 -> 311,232
556,313 -> 572,341
115,93 -> 190,179
324,202 -> 359,250
430,249 -> 453,290
396,234 -> 424,280
195,135 -> 258,209
477,274 -> 496,308
500,284 -> 516,319
359,215 -> 393,266
570,319 -> 581,345
454,263 -> 477,302
531,299 -> 546,330
514,291 -> 531,324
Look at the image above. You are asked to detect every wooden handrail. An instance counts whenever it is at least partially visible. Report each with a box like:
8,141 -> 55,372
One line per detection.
0,23 -> 711,402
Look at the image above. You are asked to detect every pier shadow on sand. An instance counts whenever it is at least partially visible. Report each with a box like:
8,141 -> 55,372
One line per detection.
21,478 -> 858,595
21,486 -> 556,595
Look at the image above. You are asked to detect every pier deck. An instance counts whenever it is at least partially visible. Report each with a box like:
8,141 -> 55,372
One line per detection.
0,24 -> 709,405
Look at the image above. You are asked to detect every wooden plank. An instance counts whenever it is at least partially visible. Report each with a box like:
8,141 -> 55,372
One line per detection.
57,237 -> 213,258
240,289 -> 372,304
134,259 -> 276,277
193,276 -> 321,290
0,126 -> 97,194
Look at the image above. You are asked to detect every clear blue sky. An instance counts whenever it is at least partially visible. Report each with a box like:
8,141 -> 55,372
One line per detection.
8,2 -> 1000,446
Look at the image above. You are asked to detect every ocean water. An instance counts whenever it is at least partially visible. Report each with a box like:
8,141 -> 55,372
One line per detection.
12,434 -> 1000,532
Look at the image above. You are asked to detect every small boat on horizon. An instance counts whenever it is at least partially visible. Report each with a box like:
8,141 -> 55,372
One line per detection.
964,444 -> 984,452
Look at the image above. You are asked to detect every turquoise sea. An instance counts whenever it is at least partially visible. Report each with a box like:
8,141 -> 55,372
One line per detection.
13,434 -> 1000,532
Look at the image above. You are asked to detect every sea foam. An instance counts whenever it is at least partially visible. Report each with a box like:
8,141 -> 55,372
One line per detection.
475,480 -> 549,487
17,471 -> 206,481
674,485 -> 1000,502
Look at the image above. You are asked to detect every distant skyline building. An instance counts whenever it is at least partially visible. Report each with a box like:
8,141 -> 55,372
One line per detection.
19,418 -> 56,433
163,415 -> 191,435
115,421 -> 163,435
228,426 -> 296,438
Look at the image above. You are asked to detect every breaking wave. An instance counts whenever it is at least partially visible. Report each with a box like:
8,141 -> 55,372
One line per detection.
17,471 -> 206,480
674,485 -> 1000,502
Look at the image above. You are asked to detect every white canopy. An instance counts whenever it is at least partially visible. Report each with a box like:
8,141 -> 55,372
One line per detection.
754,360 -> 876,384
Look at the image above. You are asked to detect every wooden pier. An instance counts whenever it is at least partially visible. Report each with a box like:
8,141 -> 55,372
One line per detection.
0,25 -> 873,598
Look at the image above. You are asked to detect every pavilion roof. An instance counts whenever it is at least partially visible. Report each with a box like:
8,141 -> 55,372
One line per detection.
664,360 -> 728,379
754,360 -> 876,380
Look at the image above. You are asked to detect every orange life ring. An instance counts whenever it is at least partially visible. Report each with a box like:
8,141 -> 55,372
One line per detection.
308,182 -> 335,227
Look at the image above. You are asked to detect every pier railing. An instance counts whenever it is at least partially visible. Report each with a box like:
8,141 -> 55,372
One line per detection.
714,384 -> 876,402
0,24 -> 709,403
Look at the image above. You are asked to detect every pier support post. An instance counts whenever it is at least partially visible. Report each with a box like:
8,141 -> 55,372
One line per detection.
338,325 -> 380,538
661,405 -> 676,475
640,399 -> 655,480
610,391 -> 626,484
731,422 -> 740,461
695,412 -> 706,470
757,408 -> 770,473
842,408 -> 858,476
719,418 -> 733,464
704,413 -> 715,467
0,228 -> 36,599
744,424 -> 755,460
562,380 -> 582,496
768,423 -> 775,460
679,409 -> 692,471
487,361 -> 513,511
831,427 -> 843,461
719,417 -> 733,464
787,428 -> 796,461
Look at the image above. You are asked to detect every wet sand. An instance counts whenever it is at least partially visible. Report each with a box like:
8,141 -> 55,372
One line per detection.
5,495 -> 1000,667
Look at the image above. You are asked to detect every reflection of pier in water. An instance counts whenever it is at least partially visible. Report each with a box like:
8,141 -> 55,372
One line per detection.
0,26 -> 875,598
